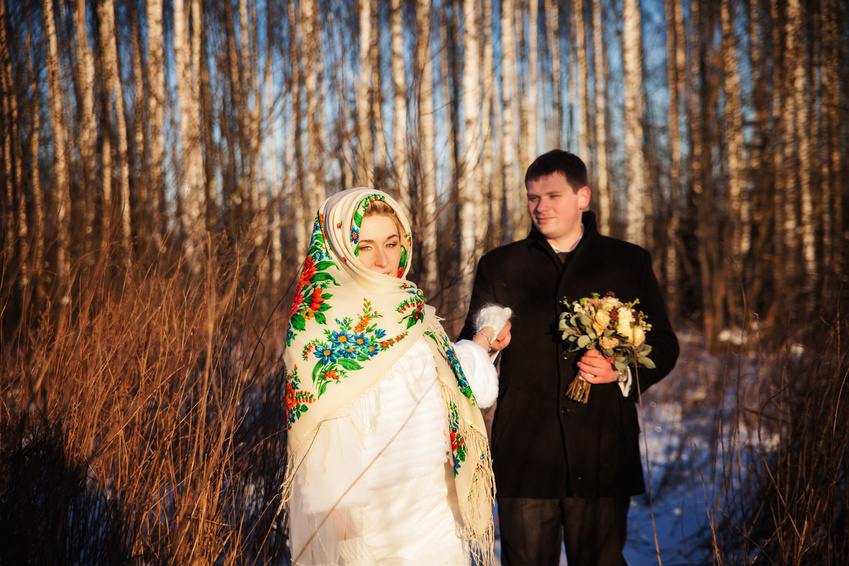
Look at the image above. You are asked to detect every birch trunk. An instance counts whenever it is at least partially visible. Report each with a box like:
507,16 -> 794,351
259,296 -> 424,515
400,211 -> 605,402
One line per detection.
545,0 -> 562,147
460,0 -> 484,301
721,0 -> 748,260
73,0 -> 97,259
416,0 -> 438,297
688,0 -> 716,345
482,0 -> 499,245
593,0 -> 611,232
130,4 -> 148,246
622,0 -> 647,246
789,0 -> 815,309
527,0 -> 539,160
664,0 -> 684,315
147,0 -> 165,247
96,0 -> 131,260
574,0 -> 591,164
372,4 -> 387,178
200,18 -> 217,235
289,0 -> 307,253
769,0 -> 789,314
821,0 -> 842,285
781,0 -> 802,307
501,0 -> 521,241
42,0 -> 71,300
303,0 -> 325,212
1,0 -> 16,257
174,0 -> 203,264
26,20 -> 45,304
357,0 -> 373,185
391,0 -> 409,209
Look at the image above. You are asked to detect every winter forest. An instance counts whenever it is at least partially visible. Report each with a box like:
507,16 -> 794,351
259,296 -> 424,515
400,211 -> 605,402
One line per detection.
1,0 -> 847,563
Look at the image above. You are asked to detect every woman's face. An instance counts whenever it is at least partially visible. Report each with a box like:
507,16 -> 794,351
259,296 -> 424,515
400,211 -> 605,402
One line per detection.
357,214 -> 402,277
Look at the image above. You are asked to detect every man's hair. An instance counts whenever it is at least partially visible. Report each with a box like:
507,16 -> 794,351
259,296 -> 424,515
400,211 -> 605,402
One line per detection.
524,150 -> 588,191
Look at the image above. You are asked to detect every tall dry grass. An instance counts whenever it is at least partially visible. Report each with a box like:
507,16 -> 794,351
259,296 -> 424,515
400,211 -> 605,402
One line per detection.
701,313 -> 849,564
0,239 -> 290,564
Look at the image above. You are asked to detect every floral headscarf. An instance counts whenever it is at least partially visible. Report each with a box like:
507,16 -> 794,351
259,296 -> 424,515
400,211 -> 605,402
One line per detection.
283,188 -> 495,561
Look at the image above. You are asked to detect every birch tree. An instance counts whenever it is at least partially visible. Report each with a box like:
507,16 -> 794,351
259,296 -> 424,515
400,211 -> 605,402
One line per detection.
174,0 -> 204,263
593,0 -> 611,232
527,0 -> 539,160
574,0 -> 591,164
721,0 -> 748,261
303,0 -> 325,212
622,0 -> 648,246
42,0 -> 71,300
545,0 -> 562,147
459,0 -> 484,300
390,0 -> 409,209
357,0 -> 374,185
787,0 -> 815,308
501,0 -> 521,241
416,0 -> 439,297
664,0 -> 685,314
96,0 -> 131,260
147,0 -> 166,248
73,0 -> 97,258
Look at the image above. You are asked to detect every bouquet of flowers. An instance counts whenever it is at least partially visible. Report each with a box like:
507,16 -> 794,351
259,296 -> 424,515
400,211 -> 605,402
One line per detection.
558,292 -> 655,403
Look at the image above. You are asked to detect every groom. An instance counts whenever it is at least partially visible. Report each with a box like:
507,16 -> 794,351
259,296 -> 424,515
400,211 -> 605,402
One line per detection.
461,150 -> 679,565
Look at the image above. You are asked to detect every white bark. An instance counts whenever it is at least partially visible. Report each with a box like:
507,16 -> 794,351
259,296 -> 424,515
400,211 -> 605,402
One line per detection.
545,0 -> 561,147
460,0 -> 484,301
357,0 -> 374,185
147,0 -> 165,244
391,0 -> 409,210
593,0 -> 611,232
622,0 -> 647,246
73,0 -> 97,257
501,0 -> 521,241
97,0 -> 131,259
417,0 -> 438,297
721,0 -> 749,259
527,0 -> 538,159
42,0 -> 71,295
574,0 -> 590,164
303,0 -> 325,212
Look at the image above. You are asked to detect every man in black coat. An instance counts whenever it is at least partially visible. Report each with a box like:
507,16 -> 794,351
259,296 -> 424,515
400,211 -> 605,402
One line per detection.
461,150 -> 679,565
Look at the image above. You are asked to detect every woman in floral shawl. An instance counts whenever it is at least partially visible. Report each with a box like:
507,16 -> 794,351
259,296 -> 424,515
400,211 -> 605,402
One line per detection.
283,188 -> 511,565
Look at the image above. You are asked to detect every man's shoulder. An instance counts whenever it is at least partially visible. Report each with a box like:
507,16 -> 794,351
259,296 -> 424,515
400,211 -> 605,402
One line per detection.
478,238 -> 542,265
590,233 -> 652,260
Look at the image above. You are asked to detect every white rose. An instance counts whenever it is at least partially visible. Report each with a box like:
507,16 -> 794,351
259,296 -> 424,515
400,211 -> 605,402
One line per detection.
632,325 -> 646,346
592,310 -> 611,335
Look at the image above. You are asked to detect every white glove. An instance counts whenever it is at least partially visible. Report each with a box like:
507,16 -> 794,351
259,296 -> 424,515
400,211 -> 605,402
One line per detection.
474,304 -> 513,336
473,304 -> 512,361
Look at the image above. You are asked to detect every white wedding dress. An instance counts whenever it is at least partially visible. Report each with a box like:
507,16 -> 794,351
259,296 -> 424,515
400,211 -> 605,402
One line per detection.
289,338 -> 498,565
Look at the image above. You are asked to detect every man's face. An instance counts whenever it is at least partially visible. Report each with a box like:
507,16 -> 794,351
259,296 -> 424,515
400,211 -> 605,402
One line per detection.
526,173 -> 591,250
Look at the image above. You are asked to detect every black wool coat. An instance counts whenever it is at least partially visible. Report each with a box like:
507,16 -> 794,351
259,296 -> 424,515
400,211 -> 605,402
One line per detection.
460,211 -> 679,498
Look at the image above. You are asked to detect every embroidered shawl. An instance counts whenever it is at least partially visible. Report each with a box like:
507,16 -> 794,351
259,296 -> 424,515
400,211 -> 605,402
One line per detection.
283,188 -> 495,561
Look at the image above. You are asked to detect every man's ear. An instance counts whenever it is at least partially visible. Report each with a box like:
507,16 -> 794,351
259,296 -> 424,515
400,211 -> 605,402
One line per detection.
578,186 -> 591,209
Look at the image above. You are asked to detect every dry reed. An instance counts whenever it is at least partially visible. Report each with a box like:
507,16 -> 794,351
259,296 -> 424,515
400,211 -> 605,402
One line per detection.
0,238 -> 290,564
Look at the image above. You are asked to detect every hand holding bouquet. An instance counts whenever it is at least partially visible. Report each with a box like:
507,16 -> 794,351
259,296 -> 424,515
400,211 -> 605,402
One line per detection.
558,292 -> 655,403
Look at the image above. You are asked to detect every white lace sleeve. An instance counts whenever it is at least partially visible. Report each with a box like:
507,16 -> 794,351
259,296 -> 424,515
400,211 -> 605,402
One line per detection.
453,339 -> 499,408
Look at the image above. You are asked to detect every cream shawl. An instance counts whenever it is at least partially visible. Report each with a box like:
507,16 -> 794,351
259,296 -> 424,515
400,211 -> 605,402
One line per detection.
283,188 -> 495,561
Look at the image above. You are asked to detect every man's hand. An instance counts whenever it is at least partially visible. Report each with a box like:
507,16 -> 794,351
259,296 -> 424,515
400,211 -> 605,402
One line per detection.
576,349 -> 619,384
